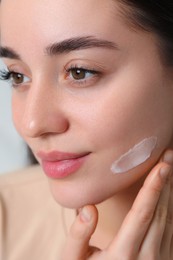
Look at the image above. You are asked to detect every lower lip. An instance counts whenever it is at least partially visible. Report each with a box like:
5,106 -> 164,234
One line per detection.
41,155 -> 88,179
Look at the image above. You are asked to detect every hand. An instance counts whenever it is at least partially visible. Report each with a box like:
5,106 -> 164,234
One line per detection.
61,150 -> 173,260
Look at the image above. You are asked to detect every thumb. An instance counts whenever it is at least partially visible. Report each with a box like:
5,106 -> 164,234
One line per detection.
62,205 -> 98,260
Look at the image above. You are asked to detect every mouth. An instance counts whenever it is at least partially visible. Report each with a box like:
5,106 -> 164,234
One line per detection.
37,151 -> 90,179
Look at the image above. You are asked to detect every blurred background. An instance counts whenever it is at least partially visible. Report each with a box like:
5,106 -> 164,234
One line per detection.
0,59 -> 32,174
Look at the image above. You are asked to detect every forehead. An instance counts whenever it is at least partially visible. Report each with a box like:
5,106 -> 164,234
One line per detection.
0,0 -> 130,64
1,0 -> 159,68
1,0 -> 119,44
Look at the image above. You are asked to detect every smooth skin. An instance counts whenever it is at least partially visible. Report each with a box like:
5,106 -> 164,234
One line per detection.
1,0 -> 173,258
62,151 -> 173,259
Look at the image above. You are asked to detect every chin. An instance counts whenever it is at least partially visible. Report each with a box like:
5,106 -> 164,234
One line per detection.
50,189 -> 100,209
48,181 -> 109,209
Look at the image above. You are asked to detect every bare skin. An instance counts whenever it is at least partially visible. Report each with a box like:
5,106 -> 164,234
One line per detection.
62,150 -> 173,259
1,0 -> 173,258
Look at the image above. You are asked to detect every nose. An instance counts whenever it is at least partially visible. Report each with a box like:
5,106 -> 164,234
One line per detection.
21,83 -> 69,138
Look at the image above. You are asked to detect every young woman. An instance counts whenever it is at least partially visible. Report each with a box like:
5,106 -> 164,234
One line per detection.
1,0 -> 173,259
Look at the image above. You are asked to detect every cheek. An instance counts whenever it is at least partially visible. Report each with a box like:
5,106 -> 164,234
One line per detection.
80,76 -> 173,162
11,96 -> 24,137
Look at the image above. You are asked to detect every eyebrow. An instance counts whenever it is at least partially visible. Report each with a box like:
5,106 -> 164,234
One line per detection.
46,36 -> 118,55
0,36 -> 118,60
0,46 -> 21,59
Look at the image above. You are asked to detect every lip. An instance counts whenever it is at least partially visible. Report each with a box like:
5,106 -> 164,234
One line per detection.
37,151 -> 90,179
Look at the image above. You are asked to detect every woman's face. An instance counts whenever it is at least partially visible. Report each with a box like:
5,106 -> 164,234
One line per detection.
1,0 -> 173,208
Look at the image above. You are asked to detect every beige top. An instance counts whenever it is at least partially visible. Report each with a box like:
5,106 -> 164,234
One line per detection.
0,165 -> 76,260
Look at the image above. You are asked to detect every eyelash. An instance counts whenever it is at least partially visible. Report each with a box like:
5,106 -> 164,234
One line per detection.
0,69 -> 30,87
0,66 -> 101,88
65,65 -> 101,87
0,69 -> 12,81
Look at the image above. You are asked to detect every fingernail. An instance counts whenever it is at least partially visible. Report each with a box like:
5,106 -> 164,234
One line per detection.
80,207 -> 91,223
163,151 -> 173,165
160,165 -> 172,181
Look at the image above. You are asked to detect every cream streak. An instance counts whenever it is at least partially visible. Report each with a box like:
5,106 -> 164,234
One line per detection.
111,136 -> 157,174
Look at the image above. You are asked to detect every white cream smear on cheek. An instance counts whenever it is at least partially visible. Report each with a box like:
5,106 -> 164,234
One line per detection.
111,136 -> 157,174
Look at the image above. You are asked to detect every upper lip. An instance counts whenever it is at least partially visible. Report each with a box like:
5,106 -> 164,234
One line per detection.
37,151 -> 90,161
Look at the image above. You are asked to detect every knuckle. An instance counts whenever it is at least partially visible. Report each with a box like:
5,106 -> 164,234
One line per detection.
166,211 -> 173,225
150,181 -> 163,194
139,211 -> 152,224
131,206 -> 153,225
154,204 -> 167,221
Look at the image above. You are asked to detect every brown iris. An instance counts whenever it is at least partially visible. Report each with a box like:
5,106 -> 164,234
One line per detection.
11,73 -> 24,84
71,69 -> 86,80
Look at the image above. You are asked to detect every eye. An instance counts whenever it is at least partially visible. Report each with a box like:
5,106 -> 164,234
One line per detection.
66,66 -> 100,81
11,72 -> 26,84
0,70 -> 30,87
10,72 -> 30,86
70,68 -> 94,80
64,65 -> 102,88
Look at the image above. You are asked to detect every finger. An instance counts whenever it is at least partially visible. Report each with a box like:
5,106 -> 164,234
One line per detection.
169,183 -> 173,259
160,181 -> 173,258
140,150 -> 173,257
139,177 -> 171,257
61,205 -> 98,260
170,235 -> 173,259
108,162 -> 172,259
159,150 -> 173,258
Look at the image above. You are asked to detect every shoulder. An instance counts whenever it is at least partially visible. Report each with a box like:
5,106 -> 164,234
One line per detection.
0,165 -> 53,208
0,165 -> 73,260
0,164 -> 45,188
0,165 -> 61,218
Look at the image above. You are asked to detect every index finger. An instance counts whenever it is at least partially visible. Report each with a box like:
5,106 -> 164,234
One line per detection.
108,162 -> 172,259
61,205 -> 98,260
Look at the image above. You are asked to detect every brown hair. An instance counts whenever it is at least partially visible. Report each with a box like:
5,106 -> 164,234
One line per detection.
118,0 -> 173,66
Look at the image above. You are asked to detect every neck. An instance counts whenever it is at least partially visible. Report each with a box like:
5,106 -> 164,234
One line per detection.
90,174 -> 146,249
